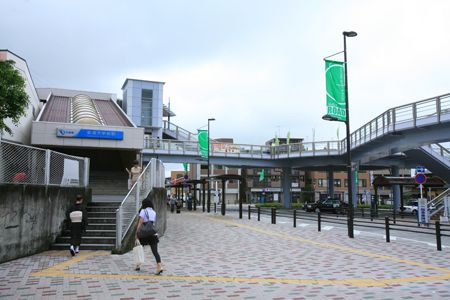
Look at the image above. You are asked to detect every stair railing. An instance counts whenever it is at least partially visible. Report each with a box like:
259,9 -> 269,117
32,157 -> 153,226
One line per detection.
429,187 -> 450,218
115,158 -> 165,249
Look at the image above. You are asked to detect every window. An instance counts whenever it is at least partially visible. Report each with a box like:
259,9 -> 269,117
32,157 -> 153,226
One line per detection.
334,179 -> 341,187
141,89 -> 153,126
360,179 -> 367,187
344,179 -> 348,187
318,179 -> 327,187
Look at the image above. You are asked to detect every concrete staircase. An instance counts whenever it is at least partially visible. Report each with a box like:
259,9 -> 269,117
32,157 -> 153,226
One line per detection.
89,171 -> 129,195
51,201 -> 120,251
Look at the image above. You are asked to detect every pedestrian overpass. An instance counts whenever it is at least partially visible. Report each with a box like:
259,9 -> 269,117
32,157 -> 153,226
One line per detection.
143,93 -> 450,208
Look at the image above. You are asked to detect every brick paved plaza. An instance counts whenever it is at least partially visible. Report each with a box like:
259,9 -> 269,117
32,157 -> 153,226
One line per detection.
1,210 -> 449,299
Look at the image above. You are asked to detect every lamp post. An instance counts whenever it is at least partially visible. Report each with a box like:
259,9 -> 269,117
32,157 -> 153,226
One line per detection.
322,30 -> 357,238
207,118 -> 215,213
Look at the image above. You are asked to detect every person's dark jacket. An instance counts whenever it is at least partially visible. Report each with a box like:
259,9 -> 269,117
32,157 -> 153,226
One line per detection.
66,203 -> 88,231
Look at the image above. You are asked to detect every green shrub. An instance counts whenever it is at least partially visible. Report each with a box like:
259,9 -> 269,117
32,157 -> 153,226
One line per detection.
254,202 -> 283,209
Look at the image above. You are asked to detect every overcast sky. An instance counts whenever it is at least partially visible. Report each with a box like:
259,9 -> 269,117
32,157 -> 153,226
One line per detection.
2,1 -> 449,153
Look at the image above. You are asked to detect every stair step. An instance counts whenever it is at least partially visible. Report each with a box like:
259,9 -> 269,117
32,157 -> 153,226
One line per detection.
86,206 -> 120,212
51,243 -> 114,251
85,224 -> 116,230
88,217 -> 116,224
55,236 -> 116,245
88,202 -> 123,207
87,212 -> 117,218
62,230 -> 116,237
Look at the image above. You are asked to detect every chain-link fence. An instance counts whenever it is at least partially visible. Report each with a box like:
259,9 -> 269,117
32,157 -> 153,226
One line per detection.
0,140 -> 89,187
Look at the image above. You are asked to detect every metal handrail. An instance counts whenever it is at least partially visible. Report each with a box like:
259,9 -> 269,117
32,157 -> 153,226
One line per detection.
147,93 -> 450,159
429,187 -> 450,217
163,120 -> 197,141
115,158 -> 165,249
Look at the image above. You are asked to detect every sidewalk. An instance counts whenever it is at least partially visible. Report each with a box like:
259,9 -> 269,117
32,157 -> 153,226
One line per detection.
1,210 -> 449,299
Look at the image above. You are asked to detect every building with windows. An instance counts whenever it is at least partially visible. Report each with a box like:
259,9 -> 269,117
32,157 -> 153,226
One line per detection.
121,79 -> 165,139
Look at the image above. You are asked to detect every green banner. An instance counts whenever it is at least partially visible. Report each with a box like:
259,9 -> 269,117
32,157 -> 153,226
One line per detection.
183,163 -> 188,173
198,130 -> 208,159
259,169 -> 265,182
325,59 -> 346,121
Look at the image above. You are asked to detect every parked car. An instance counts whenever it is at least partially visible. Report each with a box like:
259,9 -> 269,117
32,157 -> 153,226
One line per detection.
402,199 -> 435,215
305,198 -> 348,214
403,201 -> 418,215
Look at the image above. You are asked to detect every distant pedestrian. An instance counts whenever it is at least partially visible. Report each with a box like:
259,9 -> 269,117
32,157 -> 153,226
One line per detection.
136,197 -> 163,275
66,194 -> 88,256
126,160 -> 142,189
170,195 -> 176,213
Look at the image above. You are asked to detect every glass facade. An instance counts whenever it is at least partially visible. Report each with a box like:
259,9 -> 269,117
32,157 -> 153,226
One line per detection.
141,89 -> 153,126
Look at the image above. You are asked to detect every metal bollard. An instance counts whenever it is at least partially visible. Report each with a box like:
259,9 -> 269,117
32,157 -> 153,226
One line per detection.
271,208 -> 274,224
393,209 -> 396,224
435,221 -> 442,251
361,207 -> 364,218
347,217 -> 354,238
248,205 -> 251,219
293,209 -> 297,228
214,203 -> 217,214
385,217 -> 390,243
273,208 -> 277,224
239,202 -> 242,219
257,206 -> 260,221
318,212 -> 321,232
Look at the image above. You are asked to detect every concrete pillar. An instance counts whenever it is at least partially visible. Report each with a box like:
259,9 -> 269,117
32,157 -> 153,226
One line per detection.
327,169 -> 334,197
282,167 -> 292,208
391,166 -> 400,211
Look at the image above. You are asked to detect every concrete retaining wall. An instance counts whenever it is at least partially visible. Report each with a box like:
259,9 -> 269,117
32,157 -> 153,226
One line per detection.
0,184 -> 91,263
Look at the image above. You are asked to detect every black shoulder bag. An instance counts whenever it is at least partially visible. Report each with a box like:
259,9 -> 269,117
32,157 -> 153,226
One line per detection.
137,209 -> 157,239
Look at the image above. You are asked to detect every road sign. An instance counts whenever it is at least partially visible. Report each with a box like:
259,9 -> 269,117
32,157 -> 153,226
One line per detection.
415,166 -> 425,174
415,173 -> 427,184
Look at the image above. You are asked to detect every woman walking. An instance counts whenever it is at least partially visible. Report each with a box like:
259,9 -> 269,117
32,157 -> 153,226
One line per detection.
136,197 -> 163,275
126,160 -> 142,189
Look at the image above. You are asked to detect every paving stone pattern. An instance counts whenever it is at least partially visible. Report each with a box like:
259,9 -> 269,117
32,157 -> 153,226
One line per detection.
0,210 -> 449,299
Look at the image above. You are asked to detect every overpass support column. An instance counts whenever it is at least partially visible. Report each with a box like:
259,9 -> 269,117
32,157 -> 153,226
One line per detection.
391,166 -> 400,211
282,167 -> 292,209
327,169 -> 334,197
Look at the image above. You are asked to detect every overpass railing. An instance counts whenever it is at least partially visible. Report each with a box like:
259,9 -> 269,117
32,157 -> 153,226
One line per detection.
0,139 -> 89,187
346,93 -> 450,150
115,158 -> 165,249
163,120 -> 197,141
144,138 -> 342,159
147,93 -> 450,159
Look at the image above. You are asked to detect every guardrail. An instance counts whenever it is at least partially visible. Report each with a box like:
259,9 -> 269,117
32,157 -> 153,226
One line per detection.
115,158 -> 165,249
147,94 -> 450,159
163,121 -> 197,141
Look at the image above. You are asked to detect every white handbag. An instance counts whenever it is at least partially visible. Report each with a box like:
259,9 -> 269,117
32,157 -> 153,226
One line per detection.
133,240 -> 145,266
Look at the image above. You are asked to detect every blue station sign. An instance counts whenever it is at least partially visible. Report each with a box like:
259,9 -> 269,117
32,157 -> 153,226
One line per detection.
56,128 -> 124,140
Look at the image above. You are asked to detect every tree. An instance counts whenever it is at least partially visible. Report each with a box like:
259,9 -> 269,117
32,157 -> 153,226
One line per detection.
0,60 -> 29,135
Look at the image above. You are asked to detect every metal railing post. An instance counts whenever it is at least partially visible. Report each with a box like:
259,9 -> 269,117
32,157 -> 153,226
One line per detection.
44,149 -> 51,185
248,205 -> 251,219
116,208 -> 122,249
257,206 -> 260,221
83,157 -> 90,187
136,180 -> 141,213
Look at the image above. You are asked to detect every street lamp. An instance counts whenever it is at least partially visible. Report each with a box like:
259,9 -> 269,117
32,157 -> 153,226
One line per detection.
207,118 -> 215,213
322,30 -> 357,238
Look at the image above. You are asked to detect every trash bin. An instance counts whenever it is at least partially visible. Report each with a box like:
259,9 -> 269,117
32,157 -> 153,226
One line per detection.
176,201 -> 181,214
